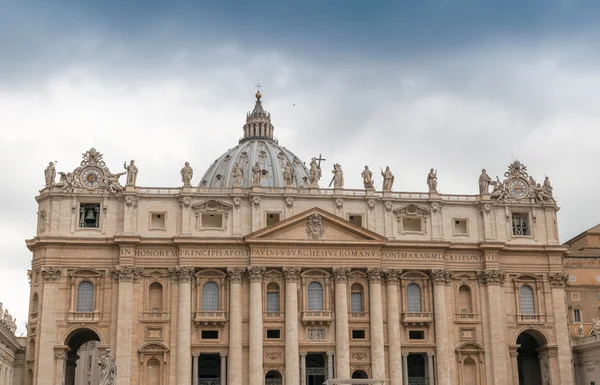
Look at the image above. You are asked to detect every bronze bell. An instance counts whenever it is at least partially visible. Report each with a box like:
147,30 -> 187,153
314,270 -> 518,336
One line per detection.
84,209 -> 96,221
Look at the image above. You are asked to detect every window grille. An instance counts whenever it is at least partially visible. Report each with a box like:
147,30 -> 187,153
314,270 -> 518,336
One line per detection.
202,282 -> 219,311
266,291 -> 280,312
574,309 -> 581,323
351,292 -> 363,313
406,284 -> 422,313
307,281 -> 323,310
512,214 -> 529,236
519,285 -> 535,315
77,281 -> 94,312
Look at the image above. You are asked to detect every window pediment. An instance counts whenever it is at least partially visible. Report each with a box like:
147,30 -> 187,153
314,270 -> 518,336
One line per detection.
138,342 -> 169,353
393,204 -> 430,219
456,342 -> 484,352
69,268 -> 104,278
192,200 -> 232,212
142,269 -> 169,278
194,269 -> 226,278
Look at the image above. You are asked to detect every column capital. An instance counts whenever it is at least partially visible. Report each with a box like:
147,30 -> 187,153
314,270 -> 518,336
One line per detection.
111,266 -> 143,282
300,351 -> 307,357
227,267 -> 246,283
332,267 -> 351,283
430,269 -> 452,286
548,272 -> 569,288
41,267 -> 62,282
283,266 -> 302,282
220,352 -> 228,358
192,352 -> 199,358
401,352 -> 409,358
384,269 -> 402,285
476,269 -> 505,286
367,268 -> 384,283
247,266 -> 266,282
169,266 -> 195,282
426,352 -> 435,357
327,351 -> 334,357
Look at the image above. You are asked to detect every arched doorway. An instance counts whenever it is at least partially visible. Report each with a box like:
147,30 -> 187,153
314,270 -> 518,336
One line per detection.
64,328 -> 101,385
516,332 -> 543,385
265,370 -> 282,385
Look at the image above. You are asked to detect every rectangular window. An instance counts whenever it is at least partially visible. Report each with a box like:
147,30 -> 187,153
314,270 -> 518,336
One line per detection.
409,330 -> 425,340
202,213 -> 223,229
453,219 -> 468,235
569,275 -> 577,282
266,329 -> 281,339
573,309 -> 581,323
571,293 -> 580,301
351,292 -> 363,313
596,275 -> 600,283
348,215 -> 363,227
402,217 -> 422,232
351,330 -> 365,339
79,203 -> 100,228
266,292 -> 279,313
512,213 -> 530,236
266,213 -> 280,227
150,213 -> 166,229
201,330 -> 219,339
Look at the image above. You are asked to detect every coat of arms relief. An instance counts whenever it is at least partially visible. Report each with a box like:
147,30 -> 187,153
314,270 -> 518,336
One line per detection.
305,213 -> 325,239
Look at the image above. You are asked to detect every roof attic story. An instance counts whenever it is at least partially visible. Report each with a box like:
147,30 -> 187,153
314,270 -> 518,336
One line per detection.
37,90 -> 559,206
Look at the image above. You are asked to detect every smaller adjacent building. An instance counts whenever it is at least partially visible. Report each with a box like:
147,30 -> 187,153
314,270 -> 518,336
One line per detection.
564,224 -> 600,385
0,303 -> 26,385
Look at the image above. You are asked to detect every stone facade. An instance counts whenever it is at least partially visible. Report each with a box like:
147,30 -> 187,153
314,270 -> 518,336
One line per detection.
26,93 -> 574,385
0,303 -> 25,385
564,225 -> 600,385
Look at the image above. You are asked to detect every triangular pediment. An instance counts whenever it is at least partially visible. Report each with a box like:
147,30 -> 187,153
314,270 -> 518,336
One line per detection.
245,207 -> 386,245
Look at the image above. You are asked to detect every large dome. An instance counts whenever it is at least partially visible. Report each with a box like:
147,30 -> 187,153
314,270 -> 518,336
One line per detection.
199,92 -> 311,188
200,140 -> 310,188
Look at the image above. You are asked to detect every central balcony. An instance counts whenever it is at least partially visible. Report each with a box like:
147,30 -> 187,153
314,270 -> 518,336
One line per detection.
194,311 -> 227,326
68,311 -> 101,323
401,312 -> 433,327
301,310 -> 333,325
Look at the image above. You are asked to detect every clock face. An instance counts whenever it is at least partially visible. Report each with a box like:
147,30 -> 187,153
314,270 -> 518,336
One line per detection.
508,178 -> 529,199
81,167 -> 104,188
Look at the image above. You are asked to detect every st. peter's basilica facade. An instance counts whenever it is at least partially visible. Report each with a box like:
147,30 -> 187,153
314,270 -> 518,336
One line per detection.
25,92 -> 572,385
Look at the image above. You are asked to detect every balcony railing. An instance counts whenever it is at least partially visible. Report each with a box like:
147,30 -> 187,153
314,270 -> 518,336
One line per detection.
263,311 -> 284,320
516,313 -> 545,323
401,312 -> 433,326
194,311 -> 227,326
455,312 -> 479,322
198,379 -> 220,385
141,311 -> 169,322
573,334 -> 600,346
68,311 -> 100,323
301,310 -> 333,325
408,378 -> 429,385
349,312 -> 369,320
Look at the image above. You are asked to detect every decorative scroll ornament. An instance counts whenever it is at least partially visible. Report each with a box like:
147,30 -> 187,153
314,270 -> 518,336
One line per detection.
282,266 -> 301,282
306,213 -> 325,240
168,266 -> 195,282
112,266 -> 143,282
285,197 -> 294,208
252,196 -> 261,209
124,196 -> 138,208
430,269 -> 452,285
179,197 -> 192,209
41,267 -> 62,281
476,270 -> 505,286
490,160 -> 555,204
548,272 -> 569,287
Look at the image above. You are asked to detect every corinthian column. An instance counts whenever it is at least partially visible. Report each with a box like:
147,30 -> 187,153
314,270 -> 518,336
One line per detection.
248,266 -> 266,385
430,269 -> 452,385
169,266 -> 195,385
37,267 -> 62,385
333,267 -> 351,379
548,272 -> 574,385
385,269 -> 403,385
113,266 -> 143,385
477,269 -> 509,385
368,268 -> 385,380
227,268 -> 245,385
283,267 -> 302,385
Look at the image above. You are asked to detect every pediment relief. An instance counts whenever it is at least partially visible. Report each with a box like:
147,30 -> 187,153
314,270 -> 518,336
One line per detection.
393,204 -> 430,219
453,273 -> 476,283
301,268 -> 330,278
245,207 -> 386,244
263,269 -> 283,279
348,270 -> 367,279
194,269 -> 226,278
138,342 -> 169,353
456,342 -> 484,352
400,270 -> 429,280
69,268 -> 105,278
512,273 -> 542,282
141,269 -> 169,278
192,200 -> 232,212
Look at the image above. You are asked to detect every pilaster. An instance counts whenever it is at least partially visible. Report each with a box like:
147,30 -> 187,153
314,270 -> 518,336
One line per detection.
367,268 -> 385,380
430,269 -> 452,385
248,266 -> 266,385
283,267 -> 301,385
169,266 -> 194,385
333,267 -> 351,379
37,267 -> 62,385
548,273 -> 574,385
227,267 -> 245,385
385,269 -> 403,385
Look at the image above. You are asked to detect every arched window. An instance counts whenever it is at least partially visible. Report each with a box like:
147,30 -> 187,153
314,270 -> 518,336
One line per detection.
458,285 -> 473,314
77,281 -> 94,312
351,283 -> 364,313
266,282 -> 280,313
265,370 -> 282,385
149,283 -> 163,313
406,283 -> 422,313
463,357 -> 477,384
202,282 -> 220,311
519,285 -> 535,315
352,370 -> 368,379
32,293 -> 39,313
307,281 -> 323,311
146,358 -> 160,385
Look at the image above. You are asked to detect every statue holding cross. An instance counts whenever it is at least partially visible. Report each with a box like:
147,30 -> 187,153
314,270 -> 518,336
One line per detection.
309,154 -> 325,188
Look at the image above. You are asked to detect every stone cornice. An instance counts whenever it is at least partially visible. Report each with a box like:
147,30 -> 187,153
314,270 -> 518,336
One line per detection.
111,266 -> 143,282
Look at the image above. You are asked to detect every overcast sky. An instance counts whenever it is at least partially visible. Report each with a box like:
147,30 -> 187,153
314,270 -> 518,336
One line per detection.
1,0 -> 600,334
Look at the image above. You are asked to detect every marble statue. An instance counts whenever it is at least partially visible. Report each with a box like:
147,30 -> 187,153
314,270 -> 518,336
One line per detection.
543,176 -> 553,197
361,166 -> 374,189
331,164 -> 344,189
181,162 -> 194,186
98,348 -> 116,385
57,172 -> 77,192
592,318 -> 600,335
283,162 -> 294,187
44,162 -> 56,187
577,323 -> 584,337
309,157 -> 322,188
381,166 -> 394,191
124,160 -> 138,186
106,173 -> 125,194
251,162 -> 262,186
478,169 -> 492,194
232,163 -> 244,187
427,168 -> 438,193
